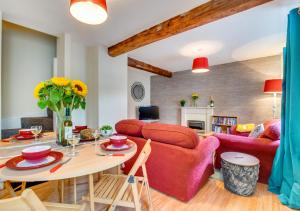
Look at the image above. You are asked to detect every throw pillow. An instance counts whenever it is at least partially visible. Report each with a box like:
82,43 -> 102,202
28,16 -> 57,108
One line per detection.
249,124 -> 264,138
236,124 -> 256,132
262,121 -> 281,141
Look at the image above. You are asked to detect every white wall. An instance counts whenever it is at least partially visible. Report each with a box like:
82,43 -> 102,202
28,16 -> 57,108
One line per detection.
86,47 -> 99,129
0,13 -> 2,136
127,67 -> 151,119
70,41 -> 87,126
1,22 -> 56,129
98,46 -> 128,128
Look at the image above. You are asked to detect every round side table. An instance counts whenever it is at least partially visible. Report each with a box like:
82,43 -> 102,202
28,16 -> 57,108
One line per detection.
221,152 -> 260,196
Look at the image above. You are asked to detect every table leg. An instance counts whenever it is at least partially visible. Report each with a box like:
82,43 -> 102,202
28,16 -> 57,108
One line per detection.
74,177 -> 77,204
60,180 -> 64,203
89,174 -> 95,211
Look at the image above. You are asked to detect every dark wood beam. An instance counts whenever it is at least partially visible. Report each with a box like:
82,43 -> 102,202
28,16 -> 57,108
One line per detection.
128,57 -> 173,78
109,0 -> 273,57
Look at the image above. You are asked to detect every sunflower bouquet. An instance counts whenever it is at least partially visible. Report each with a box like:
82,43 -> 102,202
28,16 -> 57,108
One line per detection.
34,77 -> 88,113
34,77 -> 88,143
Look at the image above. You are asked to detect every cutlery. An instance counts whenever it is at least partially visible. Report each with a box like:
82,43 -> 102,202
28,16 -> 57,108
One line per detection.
50,158 -> 72,173
97,153 -> 125,157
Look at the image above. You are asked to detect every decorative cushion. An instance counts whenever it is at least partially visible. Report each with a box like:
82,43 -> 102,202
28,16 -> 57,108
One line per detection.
262,121 -> 281,141
142,123 -> 199,149
236,124 -> 256,133
115,119 -> 146,137
249,124 -> 264,138
230,125 -> 250,137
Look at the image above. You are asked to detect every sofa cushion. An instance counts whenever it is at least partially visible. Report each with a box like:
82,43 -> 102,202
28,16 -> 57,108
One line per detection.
115,119 -> 145,137
262,121 -> 281,141
236,124 -> 255,132
249,124 -> 264,138
230,125 -> 250,137
142,123 -> 199,149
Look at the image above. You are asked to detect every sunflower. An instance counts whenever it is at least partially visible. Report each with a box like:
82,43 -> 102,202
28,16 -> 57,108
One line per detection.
51,77 -> 70,86
33,82 -> 45,99
71,80 -> 88,97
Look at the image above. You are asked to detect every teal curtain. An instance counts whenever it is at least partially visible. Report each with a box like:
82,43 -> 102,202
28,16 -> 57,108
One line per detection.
268,8 -> 300,209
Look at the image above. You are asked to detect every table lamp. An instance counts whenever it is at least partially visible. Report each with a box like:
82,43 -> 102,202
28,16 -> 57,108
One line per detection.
264,79 -> 282,119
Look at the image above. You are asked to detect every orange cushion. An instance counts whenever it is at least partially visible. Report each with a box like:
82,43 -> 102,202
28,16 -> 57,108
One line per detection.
115,119 -> 145,137
142,123 -> 199,149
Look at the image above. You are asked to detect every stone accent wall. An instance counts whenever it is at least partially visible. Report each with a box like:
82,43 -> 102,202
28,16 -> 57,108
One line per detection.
151,56 -> 282,125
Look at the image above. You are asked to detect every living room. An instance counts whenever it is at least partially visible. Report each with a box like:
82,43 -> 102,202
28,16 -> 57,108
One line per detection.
0,0 -> 300,211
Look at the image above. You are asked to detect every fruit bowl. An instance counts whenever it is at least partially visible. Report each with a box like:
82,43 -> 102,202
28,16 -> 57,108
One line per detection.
109,136 -> 127,147
22,145 -> 52,161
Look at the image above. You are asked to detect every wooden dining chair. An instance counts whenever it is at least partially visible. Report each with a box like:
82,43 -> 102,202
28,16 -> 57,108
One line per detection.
84,139 -> 153,211
0,181 -> 26,198
0,188 -> 86,211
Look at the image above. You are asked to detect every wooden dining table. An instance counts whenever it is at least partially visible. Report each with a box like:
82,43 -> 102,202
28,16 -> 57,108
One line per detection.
0,134 -> 137,211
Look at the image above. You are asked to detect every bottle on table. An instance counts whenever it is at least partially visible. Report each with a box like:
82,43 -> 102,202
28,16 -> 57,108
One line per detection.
62,107 -> 73,146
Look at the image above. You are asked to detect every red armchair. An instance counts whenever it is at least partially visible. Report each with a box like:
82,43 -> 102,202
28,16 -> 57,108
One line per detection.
115,120 -> 220,202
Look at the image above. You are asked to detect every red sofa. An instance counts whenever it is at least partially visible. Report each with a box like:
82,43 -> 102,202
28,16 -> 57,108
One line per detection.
115,119 -> 220,202
214,121 -> 280,184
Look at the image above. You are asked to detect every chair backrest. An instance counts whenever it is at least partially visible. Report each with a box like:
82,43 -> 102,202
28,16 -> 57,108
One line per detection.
0,189 -> 48,211
128,139 -> 152,176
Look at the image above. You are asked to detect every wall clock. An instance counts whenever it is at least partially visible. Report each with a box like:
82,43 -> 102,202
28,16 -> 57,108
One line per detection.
131,82 -> 145,102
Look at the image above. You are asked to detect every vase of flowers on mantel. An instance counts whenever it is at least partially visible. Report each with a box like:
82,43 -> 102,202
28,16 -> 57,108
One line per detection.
34,77 -> 88,145
191,93 -> 199,107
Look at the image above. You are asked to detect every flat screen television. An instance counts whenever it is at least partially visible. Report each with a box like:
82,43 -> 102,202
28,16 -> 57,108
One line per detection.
139,106 -> 159,120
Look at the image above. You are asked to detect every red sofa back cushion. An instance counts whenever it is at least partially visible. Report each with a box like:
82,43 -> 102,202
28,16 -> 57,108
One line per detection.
142,123 -> 199,149
115,119 -> 145,137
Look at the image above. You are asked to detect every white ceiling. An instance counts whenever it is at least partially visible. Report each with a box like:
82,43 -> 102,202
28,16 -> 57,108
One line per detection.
0,0 -> 299,72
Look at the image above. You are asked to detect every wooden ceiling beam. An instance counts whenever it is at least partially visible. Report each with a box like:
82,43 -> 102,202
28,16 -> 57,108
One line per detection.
128,57 -> 173,78
108,0 -> 273,57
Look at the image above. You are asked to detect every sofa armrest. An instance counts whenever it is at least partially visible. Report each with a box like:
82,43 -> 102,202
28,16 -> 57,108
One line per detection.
214,133 -> 279,154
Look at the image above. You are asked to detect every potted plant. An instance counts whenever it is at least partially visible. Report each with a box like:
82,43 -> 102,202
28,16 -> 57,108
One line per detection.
34,77 -> 88,145
100,125 -> 113,137
191,93 -> 199,107
180,99 -> 186,107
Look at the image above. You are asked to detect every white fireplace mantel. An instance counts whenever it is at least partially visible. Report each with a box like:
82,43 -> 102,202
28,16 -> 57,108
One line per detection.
181,107 -> 214,133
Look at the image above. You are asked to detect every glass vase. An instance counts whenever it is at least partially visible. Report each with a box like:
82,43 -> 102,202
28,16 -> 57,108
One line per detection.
56,112 -> 71,146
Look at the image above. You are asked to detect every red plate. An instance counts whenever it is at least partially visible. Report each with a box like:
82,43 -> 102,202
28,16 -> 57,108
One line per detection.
13,134 -> 35,140
100,141 -> 133,151
5,151 -> 63,170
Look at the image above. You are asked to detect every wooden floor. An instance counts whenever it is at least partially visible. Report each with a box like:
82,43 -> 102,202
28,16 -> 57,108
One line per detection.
24,177 -> 292,211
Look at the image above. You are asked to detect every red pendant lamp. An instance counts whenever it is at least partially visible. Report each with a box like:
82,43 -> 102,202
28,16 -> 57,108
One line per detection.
70,0 -> 108,25
192,57 -> 210,73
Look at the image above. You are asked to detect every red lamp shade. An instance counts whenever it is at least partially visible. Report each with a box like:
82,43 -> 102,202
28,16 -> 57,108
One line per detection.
264,79 -> 282,93
70,0 -> 108,25
192,57 -> 209,73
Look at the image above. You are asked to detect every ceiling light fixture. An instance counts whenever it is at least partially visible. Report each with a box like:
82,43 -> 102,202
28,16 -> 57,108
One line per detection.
70,0 -> 108,25
192,57 -> 210,73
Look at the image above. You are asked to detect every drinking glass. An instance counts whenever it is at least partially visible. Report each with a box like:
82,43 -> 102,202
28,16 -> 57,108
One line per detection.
67,135 -> 80,157
31,126 -> 43,142
92,129 -> 101,152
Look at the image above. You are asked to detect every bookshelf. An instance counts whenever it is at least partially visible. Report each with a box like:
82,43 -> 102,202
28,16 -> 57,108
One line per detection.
212,115 -> 238,134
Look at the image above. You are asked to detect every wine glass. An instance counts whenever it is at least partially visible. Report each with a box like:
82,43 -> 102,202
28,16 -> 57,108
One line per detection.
67,134 -> 80,157
31,126 -> 42,142
92,129 -> 101,152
